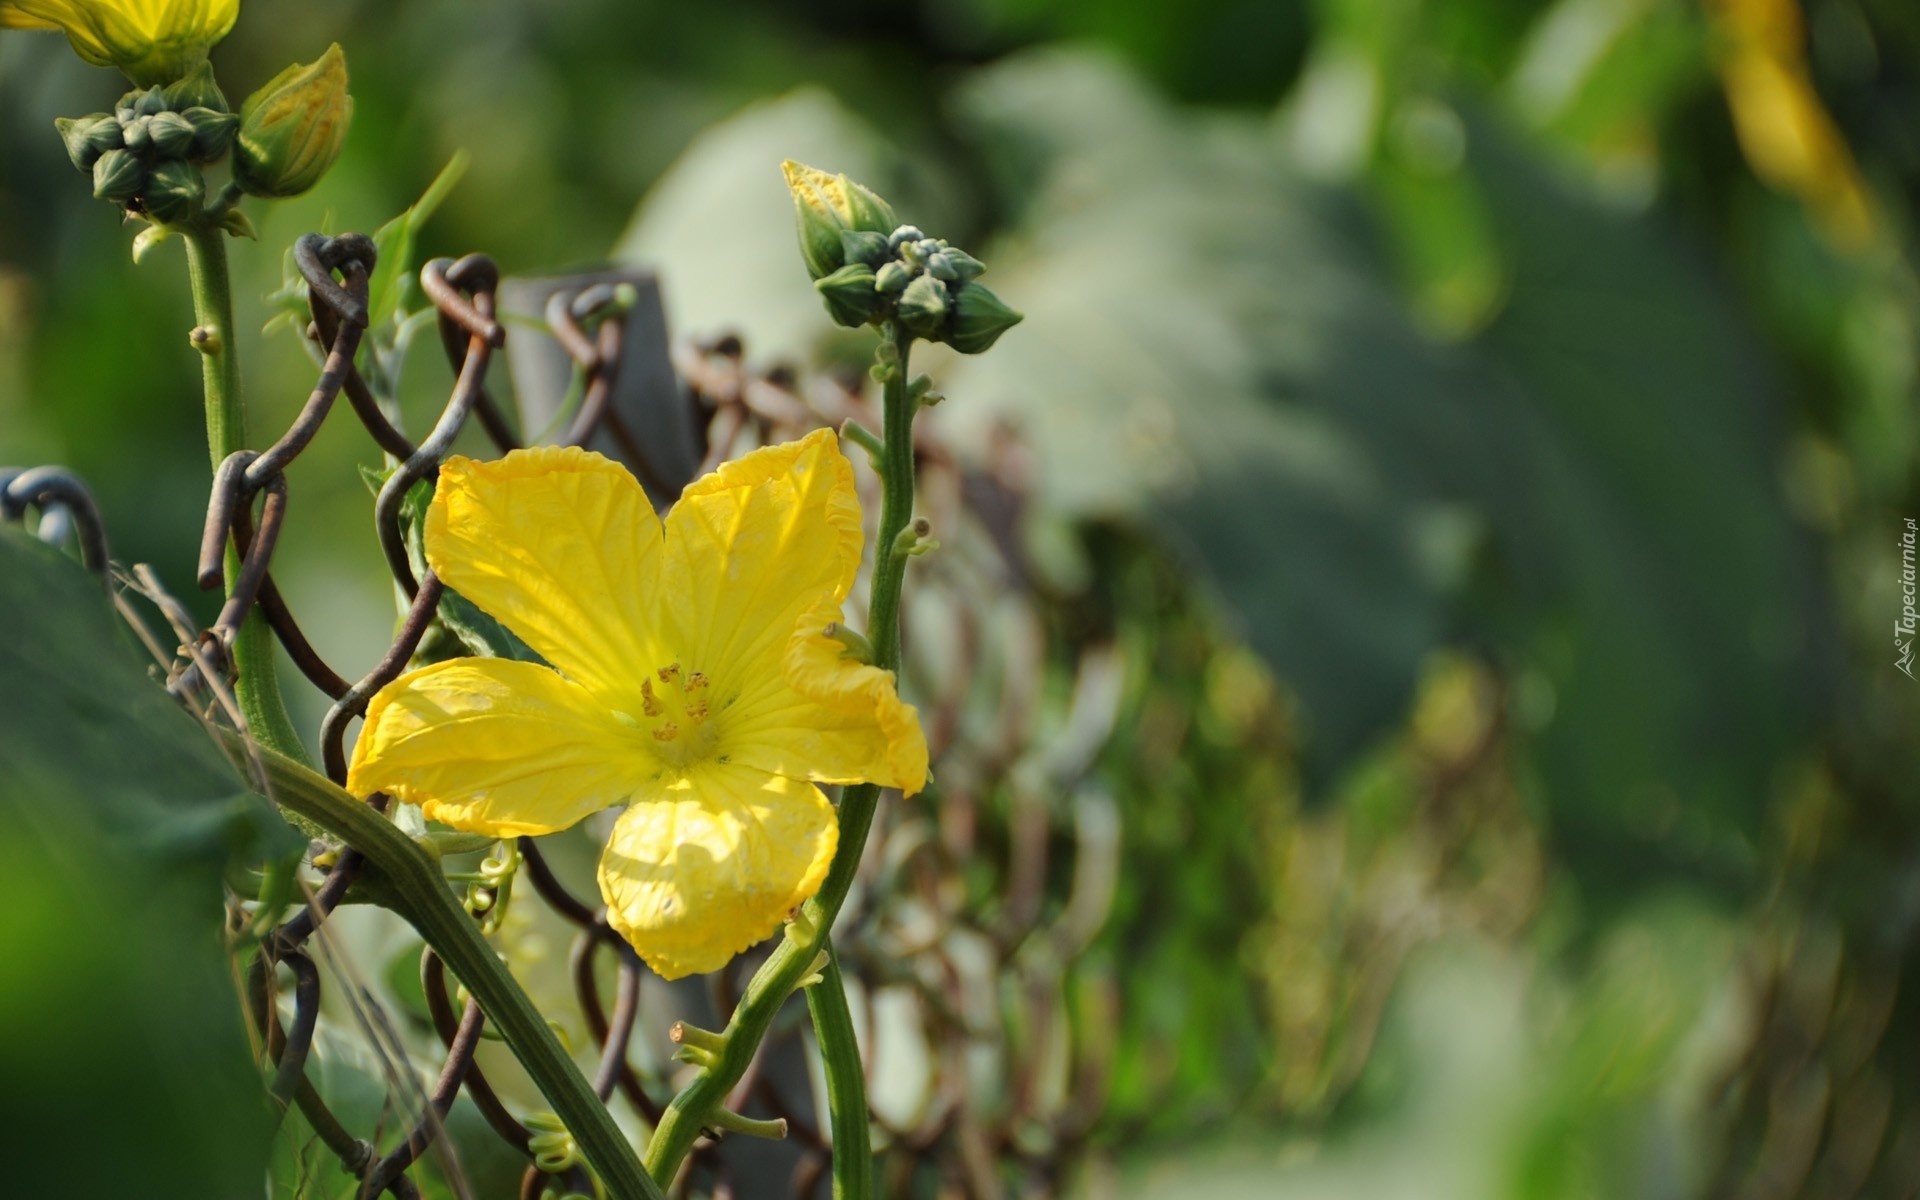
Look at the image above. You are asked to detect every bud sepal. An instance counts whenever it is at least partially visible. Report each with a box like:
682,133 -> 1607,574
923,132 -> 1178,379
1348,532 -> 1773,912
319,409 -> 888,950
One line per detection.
947,281 -> 1023,354
815,262 -> 883,328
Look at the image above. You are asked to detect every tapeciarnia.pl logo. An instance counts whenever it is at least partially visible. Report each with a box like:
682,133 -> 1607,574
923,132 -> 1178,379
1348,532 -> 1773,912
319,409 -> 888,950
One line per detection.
1900,518 -> 1917,679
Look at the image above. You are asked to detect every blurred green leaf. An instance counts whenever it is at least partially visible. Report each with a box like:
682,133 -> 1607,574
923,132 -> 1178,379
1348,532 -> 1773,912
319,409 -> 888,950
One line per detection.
0,528 -> 289,1197
939,52 -> 1821,879
1464,115 -> 1819,879
0,528 -> 298,862
613,88 -> 908,360
941,50 -> 1477,773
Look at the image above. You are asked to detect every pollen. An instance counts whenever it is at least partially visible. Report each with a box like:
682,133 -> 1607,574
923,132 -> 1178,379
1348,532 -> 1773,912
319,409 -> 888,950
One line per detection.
658,662 -> 682,684
687,699 -> 709,723
652,722 -> 680,742
641,677 -> 663,716
686,671 -> 709,692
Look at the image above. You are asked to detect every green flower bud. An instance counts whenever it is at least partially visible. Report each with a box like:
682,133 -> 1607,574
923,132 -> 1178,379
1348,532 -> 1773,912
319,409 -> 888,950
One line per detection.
182,106 -> 239,160
925,251 -> 958,282
781,159 -> 899,280
141,158 -> 204,223
233,44 -> 353,199
147,110 -> 196,158
840,228 -> 890,267
91,148 -> 146,204
897,273 -> 950,338
162,61 -> 228,114
814,262 -> 883,328
133,86 -> 168,118
874,260 -> 914,294
946,281 -> 1023,354
887,225 -> 923,251
121,112 -> 153,153
942,247 -> 985,281
54,114 -> 123,172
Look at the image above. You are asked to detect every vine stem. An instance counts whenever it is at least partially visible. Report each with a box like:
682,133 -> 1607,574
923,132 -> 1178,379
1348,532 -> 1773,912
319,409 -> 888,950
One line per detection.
643,323 -> 918,1195
228,734 -> 666,1200
181,222 -> 309,763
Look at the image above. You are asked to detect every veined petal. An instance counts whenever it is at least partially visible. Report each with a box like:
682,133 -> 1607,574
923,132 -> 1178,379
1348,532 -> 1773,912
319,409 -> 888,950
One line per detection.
0,2 -> 66,31
721,595 -> 927,793
426,446 -> 664,710
658,428 -> 863,703
347,657 -> 650,838
2,0 -> 237,80
598,764 -> 837,980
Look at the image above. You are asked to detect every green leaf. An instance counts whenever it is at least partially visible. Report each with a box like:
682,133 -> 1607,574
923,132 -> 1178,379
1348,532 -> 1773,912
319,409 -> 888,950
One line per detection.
0,527 -> 292,1197
941,51 -> 1460,774
941,52 -> 1819,884
613,89 -> 904,360
367,150 -> 470,333
0,528 -> 298,863
1461,115 -> 1818,880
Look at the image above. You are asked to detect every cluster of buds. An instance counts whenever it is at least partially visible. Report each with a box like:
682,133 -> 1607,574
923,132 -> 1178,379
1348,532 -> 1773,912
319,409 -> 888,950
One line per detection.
50,46 -> 351,227
785,160 -> 1022,354
57,63 -> 237,224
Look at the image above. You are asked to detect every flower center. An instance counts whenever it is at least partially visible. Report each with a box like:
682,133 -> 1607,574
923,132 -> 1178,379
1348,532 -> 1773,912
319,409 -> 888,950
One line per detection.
623,661 -> 720,768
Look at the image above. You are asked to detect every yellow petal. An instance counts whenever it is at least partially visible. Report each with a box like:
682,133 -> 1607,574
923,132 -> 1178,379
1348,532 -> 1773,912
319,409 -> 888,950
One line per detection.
0,2 -> 65,31
598,764 -> 837,979
347,657 -> 649,838
427,446 -> 664,710
782,160 -> 847,220
2,0 -> 238,80
657,428 -> 862,700
720,595 -> 927,793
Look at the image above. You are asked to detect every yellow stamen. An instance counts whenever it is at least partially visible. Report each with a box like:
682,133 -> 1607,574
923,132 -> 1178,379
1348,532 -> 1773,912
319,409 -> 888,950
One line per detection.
658,663 -> 681,684
686,671 -> 709,692
652,722 -> 679,742
641,678 -> 662,716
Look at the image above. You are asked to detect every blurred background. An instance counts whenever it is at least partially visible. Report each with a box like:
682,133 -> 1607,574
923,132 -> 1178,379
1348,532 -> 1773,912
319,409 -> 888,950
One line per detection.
3,0 -> 1920,1196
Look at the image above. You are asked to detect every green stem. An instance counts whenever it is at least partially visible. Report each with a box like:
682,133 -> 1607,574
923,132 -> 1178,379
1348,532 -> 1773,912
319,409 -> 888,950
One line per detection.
181,222 -> 309,764
804,953 -> 872,1186
645,324 -> 918,1194
233,736 -> 665,1200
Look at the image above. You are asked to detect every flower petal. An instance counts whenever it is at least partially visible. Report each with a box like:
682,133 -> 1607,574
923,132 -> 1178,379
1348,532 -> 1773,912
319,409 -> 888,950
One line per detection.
658,428 -> 862,700
597,763 -> 837,980
427,446 -> 664,709
347,657 -> 650,837
720,596 -> 927,794
0,3 -> 66,32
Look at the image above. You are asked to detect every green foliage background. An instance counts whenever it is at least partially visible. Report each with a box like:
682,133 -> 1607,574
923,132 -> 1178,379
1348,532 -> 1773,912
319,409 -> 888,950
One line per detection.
2,0 -> 1918,1196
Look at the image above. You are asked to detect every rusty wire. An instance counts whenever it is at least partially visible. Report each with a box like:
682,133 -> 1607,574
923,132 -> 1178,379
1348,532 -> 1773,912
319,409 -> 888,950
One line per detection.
3,226 -> 1135,1199
160,229 -> 672,1199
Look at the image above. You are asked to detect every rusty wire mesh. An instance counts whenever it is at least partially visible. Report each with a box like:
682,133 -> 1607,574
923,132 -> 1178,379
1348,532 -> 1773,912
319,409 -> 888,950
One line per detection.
0,228 -> 1138,1199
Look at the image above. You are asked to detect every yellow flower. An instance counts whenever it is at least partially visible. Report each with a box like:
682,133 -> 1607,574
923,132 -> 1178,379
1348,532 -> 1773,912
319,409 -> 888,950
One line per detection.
0,0 -> 238,86
347,431 -> 928,980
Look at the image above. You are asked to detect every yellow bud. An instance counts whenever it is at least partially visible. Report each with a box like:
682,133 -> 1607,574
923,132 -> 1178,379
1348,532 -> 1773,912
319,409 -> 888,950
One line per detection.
233,43 -> 351,199
782,159 -> 898,281
1,0 -> 239,86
